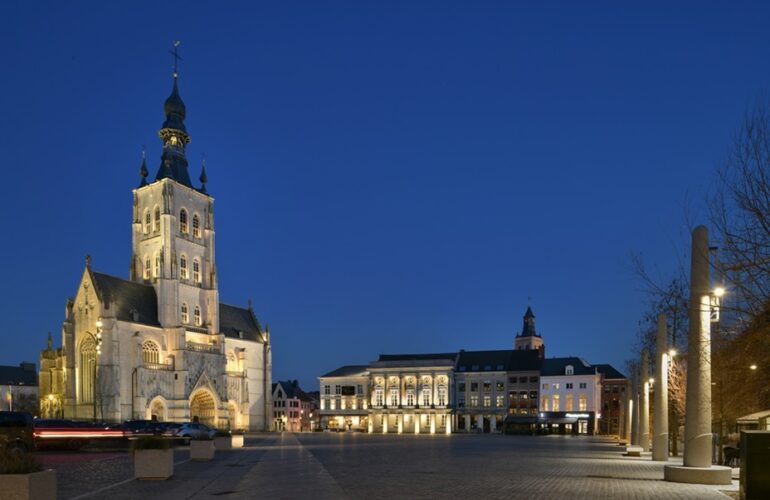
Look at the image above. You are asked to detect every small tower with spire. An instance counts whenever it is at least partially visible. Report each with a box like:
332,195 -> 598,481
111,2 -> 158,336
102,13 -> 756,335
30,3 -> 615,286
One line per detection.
514,306 -> 545,356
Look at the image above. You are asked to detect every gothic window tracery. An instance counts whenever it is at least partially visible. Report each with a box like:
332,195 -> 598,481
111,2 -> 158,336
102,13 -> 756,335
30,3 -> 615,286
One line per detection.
144,210 -> 151,234
192,214 -> 200,238
180,255 -> 188,279
144,256 -> 151,280
142,340 -> 160,365
181,303 -> 189,323
79,337 -> 96,403
154,206 -> 161,232
193,259 -> 200,283
194,306 -> 201,326
180,209 -> 188,233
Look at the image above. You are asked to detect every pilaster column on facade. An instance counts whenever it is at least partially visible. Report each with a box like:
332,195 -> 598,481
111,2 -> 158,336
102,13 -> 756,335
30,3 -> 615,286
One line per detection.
475,414 -> 482,431
432,373 -> 437,406
430,413 -> 436,434
382,415 -> 388,434
465,414 -> 471,432
414,414 -> 420,434
490,415 -> 497,433
397,414 -> 403,434
368,417 -> 373,434
445,415 -> 452,434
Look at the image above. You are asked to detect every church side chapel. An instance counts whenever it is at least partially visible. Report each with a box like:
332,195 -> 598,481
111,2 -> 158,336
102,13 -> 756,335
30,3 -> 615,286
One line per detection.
39,49 -> 272,430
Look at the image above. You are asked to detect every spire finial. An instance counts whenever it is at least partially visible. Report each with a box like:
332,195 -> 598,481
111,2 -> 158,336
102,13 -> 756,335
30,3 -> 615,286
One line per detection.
199,155 -> 208,192
47,332 -> 52,350
170,40 -> 182,79
139,148 -> 149,185
85,254 -> 92,269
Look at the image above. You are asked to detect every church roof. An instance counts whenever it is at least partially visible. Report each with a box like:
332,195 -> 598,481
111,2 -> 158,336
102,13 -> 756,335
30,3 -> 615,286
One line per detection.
376,353 -> 457,362
219,303 -> 263,342
91,272 -> 161,326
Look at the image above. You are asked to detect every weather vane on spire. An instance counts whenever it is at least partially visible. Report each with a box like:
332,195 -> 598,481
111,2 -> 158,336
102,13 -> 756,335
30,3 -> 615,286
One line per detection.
170,40 -> 182,79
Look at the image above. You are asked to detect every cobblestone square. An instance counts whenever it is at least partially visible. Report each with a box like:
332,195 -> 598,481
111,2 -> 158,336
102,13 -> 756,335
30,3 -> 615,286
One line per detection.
42,433 -> 739,499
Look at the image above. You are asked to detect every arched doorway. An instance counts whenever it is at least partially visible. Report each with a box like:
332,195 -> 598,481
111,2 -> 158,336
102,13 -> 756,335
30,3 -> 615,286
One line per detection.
190,390 -> 217,427
147,396 -> 168,422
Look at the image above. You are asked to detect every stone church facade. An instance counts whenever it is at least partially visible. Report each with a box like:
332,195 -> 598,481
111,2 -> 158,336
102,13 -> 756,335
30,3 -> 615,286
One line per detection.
39,71 -> 272,431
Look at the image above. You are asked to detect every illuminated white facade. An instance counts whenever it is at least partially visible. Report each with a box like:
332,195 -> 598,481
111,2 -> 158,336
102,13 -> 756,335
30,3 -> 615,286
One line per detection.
39,73 -> 272,430
319,366 -> 370,431
539,358 -> 602,434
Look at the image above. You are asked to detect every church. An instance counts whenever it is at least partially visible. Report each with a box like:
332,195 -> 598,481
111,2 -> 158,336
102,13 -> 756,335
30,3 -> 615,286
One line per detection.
39,64 -> 272,431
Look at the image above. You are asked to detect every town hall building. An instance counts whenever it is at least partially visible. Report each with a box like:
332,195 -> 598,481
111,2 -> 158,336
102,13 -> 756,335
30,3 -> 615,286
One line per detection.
39,66 -> 272,430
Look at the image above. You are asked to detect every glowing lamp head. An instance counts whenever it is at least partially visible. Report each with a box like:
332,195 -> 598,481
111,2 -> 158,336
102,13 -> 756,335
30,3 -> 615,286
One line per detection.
668,349 -> 677,357
713,287 -> 725,298
649,377 -> 655,384
96,319 -> 103,329
47,394 -> 54,401
750,364 -> 758,370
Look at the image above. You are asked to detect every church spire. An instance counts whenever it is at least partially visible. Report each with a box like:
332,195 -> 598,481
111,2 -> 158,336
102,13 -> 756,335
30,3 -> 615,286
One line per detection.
139,150 -> 148,187
155,41 -> 193,187
199,157 -> 208,193
521,306 -> 538,337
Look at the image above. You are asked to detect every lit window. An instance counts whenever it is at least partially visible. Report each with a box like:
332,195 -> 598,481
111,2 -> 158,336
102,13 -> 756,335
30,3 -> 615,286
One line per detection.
193,259 -> 200,283
542,396 -> 548,410
390,389 -> 399,407
553,394 -> 560,411
496,381 -> 504,391
180,209 -> 188,233
192,214 -> 200,238
180,255 -> 188,279
483,396 -> 491,408
422,388 -> 431,406
438,387 -> 447,406
496,395 -> 504,408
154,206 -> 160,232
470,395 -> 479,407
375,388 -> 384,406
579,394 -> 587,411
566,394 -> 574,411
194,306 -> 201,326
144,210 -> 151,234
181,303 -> 188,324
79,337 -> 96,403
142,341 -> 160,365
406,392 -> 414,406
324,385 -> 330,395
144,256 -> 151,279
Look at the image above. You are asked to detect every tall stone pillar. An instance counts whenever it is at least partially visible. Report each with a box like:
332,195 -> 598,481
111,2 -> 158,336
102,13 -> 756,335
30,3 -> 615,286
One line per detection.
382,415 -> 388,434
446,415 -> 452,434
641,348 -> 651,451
397,414 -> 403,434
653,313 -> 669,461
465,414 -> 471,432
630,367 -> 639,446
415,414 -> 420,434
684,226 -> 713,468
430,413 -> 436,434
664,225 -> 730,484
624,389 -> 633,444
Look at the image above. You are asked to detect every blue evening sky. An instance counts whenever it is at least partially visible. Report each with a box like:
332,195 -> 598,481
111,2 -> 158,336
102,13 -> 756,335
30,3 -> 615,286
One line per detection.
2,1 -> 769,390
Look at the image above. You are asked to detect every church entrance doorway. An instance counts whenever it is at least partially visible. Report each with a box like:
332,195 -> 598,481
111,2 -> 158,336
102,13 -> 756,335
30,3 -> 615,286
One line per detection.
190,390 -> 217,427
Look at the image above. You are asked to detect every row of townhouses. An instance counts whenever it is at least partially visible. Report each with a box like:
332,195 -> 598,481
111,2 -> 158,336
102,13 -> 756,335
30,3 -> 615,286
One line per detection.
319,307 -> 628,436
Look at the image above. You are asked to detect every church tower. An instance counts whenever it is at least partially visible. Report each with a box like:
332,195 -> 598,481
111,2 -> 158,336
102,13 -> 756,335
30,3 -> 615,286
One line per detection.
514,306 -> 545,356
130,71 -> 219,333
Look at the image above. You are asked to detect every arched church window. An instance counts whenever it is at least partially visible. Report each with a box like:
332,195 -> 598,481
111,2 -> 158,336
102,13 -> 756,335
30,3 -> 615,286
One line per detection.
194,306 -> 202,326
144,256 -> 151,280
180,255 -> 188,279
80,337 -> 96,403
142,341 -> 160,365
154,206 -> 161,232
144,210 -> 151,234
180,209 -> 188,234
192,214 -> 200,238
181,303 -> 189,324
193,259 -> 200,283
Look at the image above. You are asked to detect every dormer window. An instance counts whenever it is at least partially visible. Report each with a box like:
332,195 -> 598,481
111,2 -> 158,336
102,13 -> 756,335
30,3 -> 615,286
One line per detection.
180,209 -> 188,233
565,365 -> 574,376
192,214 -> 200,238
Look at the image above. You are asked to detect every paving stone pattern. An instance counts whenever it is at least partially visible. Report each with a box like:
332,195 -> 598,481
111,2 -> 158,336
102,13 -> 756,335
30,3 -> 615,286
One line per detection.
46,433 -> 737,499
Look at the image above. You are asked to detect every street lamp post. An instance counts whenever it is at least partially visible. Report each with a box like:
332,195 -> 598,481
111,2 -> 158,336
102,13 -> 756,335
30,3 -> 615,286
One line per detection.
90,319 -> 103,422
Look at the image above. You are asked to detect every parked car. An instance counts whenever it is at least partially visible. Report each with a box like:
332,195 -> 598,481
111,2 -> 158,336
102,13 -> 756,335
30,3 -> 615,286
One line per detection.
175,422 -> 216,443
0,411 -> 34,452
120,420 -> 182,438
